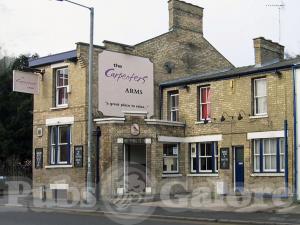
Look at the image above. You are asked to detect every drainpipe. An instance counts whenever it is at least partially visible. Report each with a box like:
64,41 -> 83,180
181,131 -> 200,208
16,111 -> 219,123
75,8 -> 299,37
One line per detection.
159,86 -> 163,120
95,127 -> 101,202
293,66 -> 297,200
293,65 -> 300,201
284,120 -> 288,196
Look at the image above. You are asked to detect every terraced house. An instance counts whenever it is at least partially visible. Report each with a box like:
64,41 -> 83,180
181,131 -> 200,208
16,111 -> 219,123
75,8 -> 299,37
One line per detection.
29,0 -> 300,201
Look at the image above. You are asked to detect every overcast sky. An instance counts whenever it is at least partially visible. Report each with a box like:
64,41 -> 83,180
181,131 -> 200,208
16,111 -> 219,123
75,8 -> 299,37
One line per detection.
0,0 -> 299,67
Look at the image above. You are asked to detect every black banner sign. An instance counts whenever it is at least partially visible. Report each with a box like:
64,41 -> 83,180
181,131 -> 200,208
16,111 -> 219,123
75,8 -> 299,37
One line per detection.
220,148 -> 230,169
35,148 -> 43,169
74,146 -> 83,168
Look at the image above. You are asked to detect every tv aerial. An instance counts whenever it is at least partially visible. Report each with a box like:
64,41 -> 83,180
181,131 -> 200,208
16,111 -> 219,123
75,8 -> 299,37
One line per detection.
266,1 -> 285,43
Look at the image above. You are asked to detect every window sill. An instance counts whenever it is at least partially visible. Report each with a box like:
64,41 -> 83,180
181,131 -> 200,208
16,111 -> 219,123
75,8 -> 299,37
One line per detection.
162,173 -> 182,178
50,105 -> 69,111
249,115 -> 268,119
45,165 -> 73,169
187,173 -> 219,177
195,120 -> 212,125
250,173 -> 284,177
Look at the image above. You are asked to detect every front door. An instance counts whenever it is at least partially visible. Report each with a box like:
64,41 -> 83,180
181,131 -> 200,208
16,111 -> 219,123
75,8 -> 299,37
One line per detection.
124,144 -> 146,193
234,146 -> 244,193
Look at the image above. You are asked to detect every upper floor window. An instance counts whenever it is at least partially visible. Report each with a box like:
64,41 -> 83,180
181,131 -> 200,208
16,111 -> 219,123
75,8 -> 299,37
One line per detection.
253,78 -> 267,115
50,125 -> 71,165
169,91 -> 179,121
56,68 -> 69,107
191,142 -> 218,173
163,144 -> 179,173
199,86 -> 211,121
253,138 -> 285,173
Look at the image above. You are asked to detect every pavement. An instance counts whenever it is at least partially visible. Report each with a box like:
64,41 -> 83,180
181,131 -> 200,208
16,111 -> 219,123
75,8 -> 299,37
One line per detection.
1,194 -> 300,224
0,206 -> 233,225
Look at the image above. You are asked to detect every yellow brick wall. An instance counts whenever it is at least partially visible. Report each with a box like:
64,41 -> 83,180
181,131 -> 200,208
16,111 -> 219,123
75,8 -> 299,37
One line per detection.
32,53 -> 89,199
162,70 -> 294,194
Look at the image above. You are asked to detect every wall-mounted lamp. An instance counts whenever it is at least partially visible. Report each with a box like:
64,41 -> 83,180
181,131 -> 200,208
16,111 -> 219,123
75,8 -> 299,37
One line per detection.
179,84 -> 190,92
275,70 -> 282,78
220,112 -> 233,122
238,113 -> 243,121
220,115 -> 226,122
164,61 -> 175,74
237,110 -> 248,120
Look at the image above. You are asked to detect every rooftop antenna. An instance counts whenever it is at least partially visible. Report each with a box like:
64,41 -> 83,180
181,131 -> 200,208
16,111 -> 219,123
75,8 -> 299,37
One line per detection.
266,1 -> 285,43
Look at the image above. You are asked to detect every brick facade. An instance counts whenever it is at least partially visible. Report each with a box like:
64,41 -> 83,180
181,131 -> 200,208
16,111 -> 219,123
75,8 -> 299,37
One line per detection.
30,0 -> 297,201
162,70 -> 294,194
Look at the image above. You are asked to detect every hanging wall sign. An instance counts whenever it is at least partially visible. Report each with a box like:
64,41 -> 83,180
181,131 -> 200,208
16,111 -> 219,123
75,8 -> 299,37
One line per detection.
98,51 -> 154,117
220,148 -> 230,169
13,70 -> 40,94
74,145 -> 83,168
35,148 -> 43,169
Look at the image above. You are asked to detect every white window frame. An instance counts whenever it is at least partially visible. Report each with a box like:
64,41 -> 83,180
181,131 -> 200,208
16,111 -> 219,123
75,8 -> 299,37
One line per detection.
57,126 -> 69,164
191,143 -> 197,173
253,78 -> 267,116
50,126 -> 56,165
190,142 -> 218,173
163,143 -> 179,174
280,139 -> 285,172
50,125 -> 71,165
170,92 -> 179,122
262,139 -> 277,172
199,86 -> 211,121
199,143 -> 213,172
56,68 -> 69,107
253,138 -> 285,173
253,140 -> 260,172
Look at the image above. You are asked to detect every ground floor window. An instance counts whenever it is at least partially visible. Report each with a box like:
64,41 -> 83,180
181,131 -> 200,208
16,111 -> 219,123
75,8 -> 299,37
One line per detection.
50,125 -> 71,165
253,138 -> 285,173
163,144 -> 179,173
190,142 -> 218,173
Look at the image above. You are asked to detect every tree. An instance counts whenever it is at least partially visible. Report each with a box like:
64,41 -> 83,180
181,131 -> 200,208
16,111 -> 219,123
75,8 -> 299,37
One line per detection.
0,55 -> 34,162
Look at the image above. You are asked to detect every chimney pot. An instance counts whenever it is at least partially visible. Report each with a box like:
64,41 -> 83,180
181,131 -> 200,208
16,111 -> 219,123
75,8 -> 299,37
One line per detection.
168,0 -> 203,34
253,37 -> 285,66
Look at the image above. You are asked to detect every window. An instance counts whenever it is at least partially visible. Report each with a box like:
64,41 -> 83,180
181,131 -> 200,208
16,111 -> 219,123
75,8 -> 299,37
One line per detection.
280,139 -> 285,172
253,78 -> 267,115
191,142 -> 218,173
253,138 -> 285,173
199,86 -> 211,121
163,144 -> 179,173
253,140 -> 260,172
50,125 -> 71,165
56,68 -> 69,107
263,139 -> 277,172
169,91 -> 179,121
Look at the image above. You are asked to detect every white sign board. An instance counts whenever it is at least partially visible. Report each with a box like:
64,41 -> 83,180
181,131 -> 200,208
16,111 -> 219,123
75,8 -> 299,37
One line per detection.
98,51 -> 154,117
13,70 -> 39,94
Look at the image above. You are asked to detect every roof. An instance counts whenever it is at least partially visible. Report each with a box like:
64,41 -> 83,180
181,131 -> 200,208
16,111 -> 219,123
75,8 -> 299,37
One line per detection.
160,56 -> 300,88
29,50 -> 77,67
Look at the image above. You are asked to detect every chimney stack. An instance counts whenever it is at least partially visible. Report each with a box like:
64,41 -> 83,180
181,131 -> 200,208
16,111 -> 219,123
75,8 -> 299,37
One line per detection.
168,0 -> 203,34
253,37 -> 284,66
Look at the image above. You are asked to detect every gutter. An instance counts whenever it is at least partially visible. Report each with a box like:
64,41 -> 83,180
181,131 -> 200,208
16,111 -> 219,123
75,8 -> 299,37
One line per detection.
160,64 -> 294,89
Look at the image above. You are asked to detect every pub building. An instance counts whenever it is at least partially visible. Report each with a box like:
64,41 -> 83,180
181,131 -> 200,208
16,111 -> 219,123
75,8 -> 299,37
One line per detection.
30,0 -> 300,201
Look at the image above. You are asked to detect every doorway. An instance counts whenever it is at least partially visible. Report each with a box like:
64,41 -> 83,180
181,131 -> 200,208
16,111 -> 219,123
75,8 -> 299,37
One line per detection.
124,144 -> 146,193
233,146 -> 244,193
